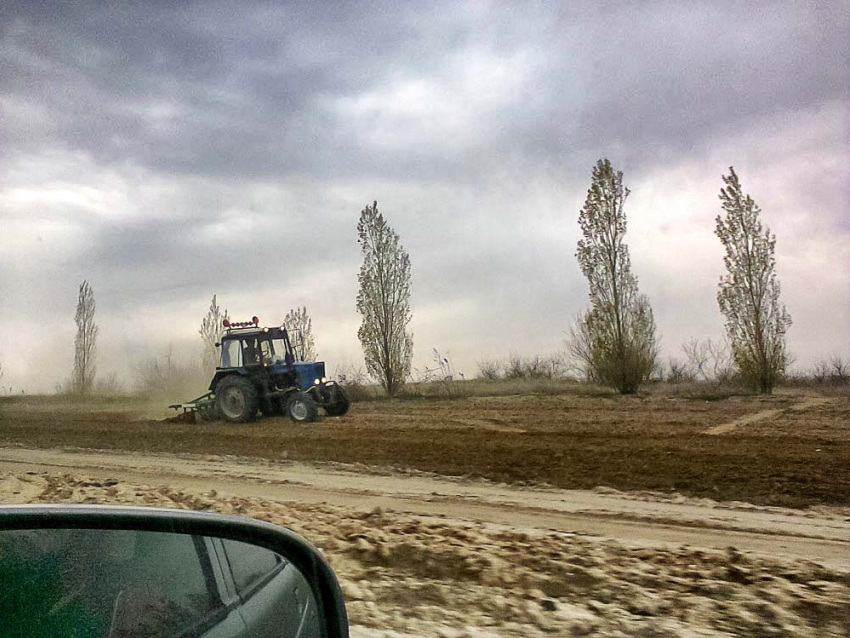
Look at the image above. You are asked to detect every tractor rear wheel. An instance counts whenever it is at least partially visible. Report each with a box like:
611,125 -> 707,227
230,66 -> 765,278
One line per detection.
324,385 -> 350,416
287,392 -> 318,423
215,376 -> 259,423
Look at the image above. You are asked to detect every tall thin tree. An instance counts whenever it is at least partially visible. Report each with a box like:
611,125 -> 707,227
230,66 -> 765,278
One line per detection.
73,280 -> 98,394
356,201 -> 413,397
200,295 -> 228,376
570,159 -> 657,393
716,167 -> 792,393
284,306 -> 317,362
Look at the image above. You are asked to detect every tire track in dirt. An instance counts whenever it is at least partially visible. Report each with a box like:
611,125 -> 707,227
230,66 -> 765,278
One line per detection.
704,396 -> 833,435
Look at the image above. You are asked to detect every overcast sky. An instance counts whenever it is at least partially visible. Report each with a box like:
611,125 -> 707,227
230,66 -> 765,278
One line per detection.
1,1 -> 848,392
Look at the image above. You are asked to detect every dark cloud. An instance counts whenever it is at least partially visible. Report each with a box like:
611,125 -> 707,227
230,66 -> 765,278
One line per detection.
4,2 -> 846,182
1,1 -> 848,390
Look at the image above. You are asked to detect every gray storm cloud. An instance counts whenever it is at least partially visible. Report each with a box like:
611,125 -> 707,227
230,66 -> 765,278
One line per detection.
1,1 -> 848,392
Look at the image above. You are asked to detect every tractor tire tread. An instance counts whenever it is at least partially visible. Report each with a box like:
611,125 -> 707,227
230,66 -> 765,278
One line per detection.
215,376 -> 259,423
287,392 -> 319,423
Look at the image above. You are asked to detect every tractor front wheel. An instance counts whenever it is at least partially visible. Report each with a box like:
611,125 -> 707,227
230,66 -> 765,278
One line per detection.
287,392 -> 318,423
324,385 -> 350,417
215,376 -> 259,423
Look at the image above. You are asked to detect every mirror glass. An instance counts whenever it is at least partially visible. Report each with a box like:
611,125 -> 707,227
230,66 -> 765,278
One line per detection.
0,528 -> 320,637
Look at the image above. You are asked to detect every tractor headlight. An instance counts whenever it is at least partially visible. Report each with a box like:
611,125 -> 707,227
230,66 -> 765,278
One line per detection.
321,377 -> 327,384
314,378 -> 321,385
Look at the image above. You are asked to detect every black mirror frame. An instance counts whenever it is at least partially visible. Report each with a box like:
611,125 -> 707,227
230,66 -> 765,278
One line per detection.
0,504 -> 349,638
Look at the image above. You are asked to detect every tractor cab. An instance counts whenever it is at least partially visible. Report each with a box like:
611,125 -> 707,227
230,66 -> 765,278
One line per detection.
216,320 -> 324,388
218,326 -> 295,369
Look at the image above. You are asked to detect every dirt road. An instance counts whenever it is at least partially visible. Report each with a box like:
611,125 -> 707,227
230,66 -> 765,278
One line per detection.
2,446 -> 847,571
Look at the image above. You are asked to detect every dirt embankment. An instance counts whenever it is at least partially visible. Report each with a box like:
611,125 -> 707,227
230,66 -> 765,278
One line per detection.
5,471 -> 849,638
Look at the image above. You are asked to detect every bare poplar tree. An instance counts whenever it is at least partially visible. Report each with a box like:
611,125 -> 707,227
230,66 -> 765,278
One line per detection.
200,295 -> 228,376
570,159 -> 657,393
73,280 -> 98,394
356,201 -> 413,397
284,306 -> 317,361
716,167 -> 792,393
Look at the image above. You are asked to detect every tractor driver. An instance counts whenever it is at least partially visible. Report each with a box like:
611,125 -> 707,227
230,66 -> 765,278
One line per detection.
242,338 -> 261,365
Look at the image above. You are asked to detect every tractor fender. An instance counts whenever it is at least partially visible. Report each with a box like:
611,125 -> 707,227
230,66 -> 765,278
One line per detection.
208,369 -> 248,393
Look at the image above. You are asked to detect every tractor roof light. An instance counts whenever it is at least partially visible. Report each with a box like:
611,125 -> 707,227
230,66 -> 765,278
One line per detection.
223,316 -> 262,329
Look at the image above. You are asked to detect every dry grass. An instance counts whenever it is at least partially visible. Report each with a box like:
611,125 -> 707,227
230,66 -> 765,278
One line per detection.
341,378 -> 613,401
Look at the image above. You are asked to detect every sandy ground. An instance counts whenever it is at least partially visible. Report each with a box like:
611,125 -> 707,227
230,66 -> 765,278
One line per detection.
2,468 -> 848,637
0,446 -> 848,571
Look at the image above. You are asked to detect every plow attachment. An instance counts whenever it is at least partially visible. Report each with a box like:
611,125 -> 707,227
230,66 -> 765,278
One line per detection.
168,392 -> 219,423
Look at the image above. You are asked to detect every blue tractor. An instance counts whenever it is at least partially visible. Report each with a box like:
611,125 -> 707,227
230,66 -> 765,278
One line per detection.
171,317 -> 349,423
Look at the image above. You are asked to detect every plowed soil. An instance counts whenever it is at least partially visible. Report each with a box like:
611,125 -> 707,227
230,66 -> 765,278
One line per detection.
1,390 -> 848,508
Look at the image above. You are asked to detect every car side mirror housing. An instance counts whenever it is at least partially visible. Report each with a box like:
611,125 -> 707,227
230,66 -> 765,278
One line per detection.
0,505 -> 349,638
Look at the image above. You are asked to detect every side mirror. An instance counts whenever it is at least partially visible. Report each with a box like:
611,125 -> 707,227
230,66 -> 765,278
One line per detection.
0,505 -> 349,638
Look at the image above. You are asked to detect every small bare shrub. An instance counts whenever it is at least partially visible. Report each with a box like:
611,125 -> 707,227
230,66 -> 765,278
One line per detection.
806,355 -> 850,386
666,358 -> 695,384
682,337 -> 735,384
476,359 -> 502,380
411,349 -> 462,397
541,353 -> 569,379
520,354 -> 567,379
480,353 -> 569,381
504,354 -> 525,380
419,349 -> 456,381
830,355 -> 850,385
810,359 -> 830,384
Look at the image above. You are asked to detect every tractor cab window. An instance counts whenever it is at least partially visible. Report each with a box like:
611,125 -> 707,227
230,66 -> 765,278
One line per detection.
268,339 -> 291,365
220,340 -> 242,368
259,339 -> 273,363
219,335 -> 292,367
242,338 -> 261,366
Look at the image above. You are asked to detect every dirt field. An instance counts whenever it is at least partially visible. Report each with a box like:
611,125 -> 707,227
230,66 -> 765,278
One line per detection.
0,388 -> 848,508
2,389 -> 849,636
3,470 -> 848,637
